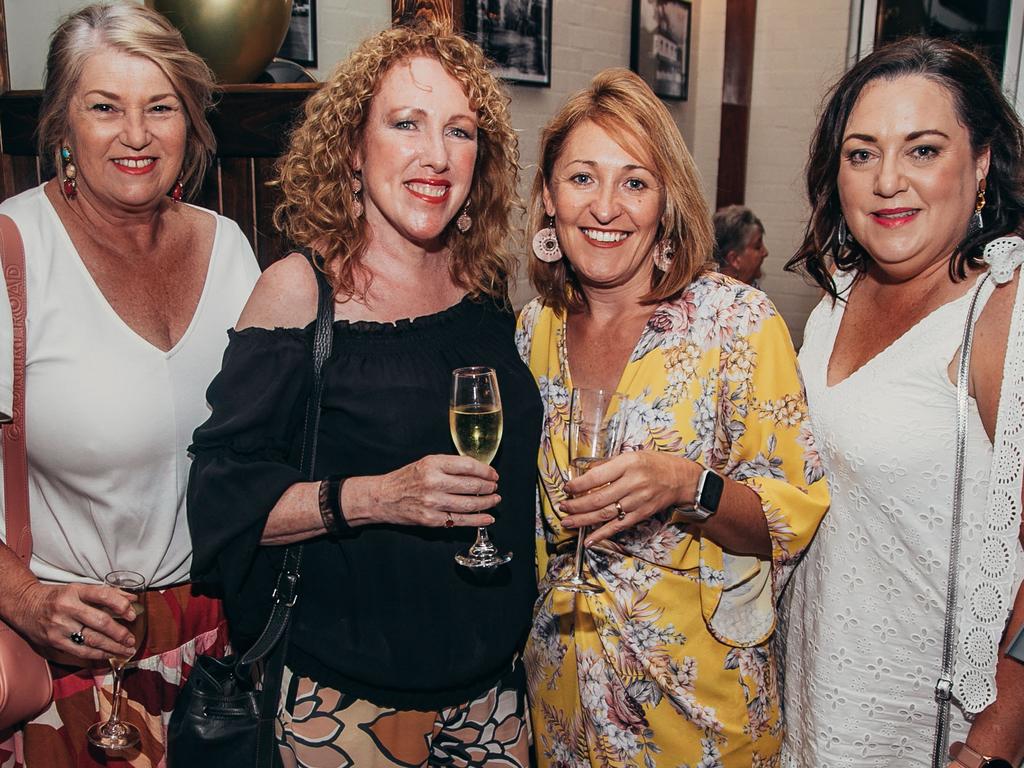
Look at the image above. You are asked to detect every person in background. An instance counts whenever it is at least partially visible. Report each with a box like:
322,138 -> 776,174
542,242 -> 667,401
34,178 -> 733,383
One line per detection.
0,4 -> 259,766
714,203 -> 769,286
517,68 -> 829,768
186,22 -> 542,767
781,36 -> 1024,767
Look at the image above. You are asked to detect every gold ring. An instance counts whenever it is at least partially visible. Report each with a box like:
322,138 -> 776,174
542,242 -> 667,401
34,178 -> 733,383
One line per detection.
614,501 -> 625,521
444,513 -> 455,528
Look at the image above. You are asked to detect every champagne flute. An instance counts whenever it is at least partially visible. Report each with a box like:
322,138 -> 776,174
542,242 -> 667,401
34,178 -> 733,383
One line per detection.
87,570 -> 147,751
450,366 -> 512,568
552,387 -> 626,594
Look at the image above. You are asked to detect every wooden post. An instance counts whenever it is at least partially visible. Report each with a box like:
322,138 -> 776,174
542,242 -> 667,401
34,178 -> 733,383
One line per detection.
0,0 -> 10,95
715,0 -> 757,209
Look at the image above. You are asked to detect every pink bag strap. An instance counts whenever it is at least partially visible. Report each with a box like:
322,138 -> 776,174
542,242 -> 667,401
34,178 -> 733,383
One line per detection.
0,214 -> 32,563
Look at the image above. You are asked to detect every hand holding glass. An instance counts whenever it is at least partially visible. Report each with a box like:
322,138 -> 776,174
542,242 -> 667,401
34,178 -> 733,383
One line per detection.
450,366 -> 511,568
552,388 -> 626,594
87,570 -> 147,751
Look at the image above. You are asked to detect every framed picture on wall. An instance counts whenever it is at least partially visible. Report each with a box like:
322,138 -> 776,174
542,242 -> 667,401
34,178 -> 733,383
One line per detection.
462,0 -> 552,87
277,0 -> 318,68
631,0 -> 691,100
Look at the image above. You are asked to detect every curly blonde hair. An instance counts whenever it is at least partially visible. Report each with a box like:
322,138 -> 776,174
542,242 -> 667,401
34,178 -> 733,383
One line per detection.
273,23 -> 520,301
529,68 -> 713,313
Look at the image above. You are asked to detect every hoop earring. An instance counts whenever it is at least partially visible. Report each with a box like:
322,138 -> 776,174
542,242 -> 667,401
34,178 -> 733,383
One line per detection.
170,177 -> 184,202
61,146 -> 77,200
972,178 -> 987,233
351,174 -> 364,218
532,218 -> 562,262
653,239 -> 674,272
456,201 -> 472,233
837,217 -> 851,247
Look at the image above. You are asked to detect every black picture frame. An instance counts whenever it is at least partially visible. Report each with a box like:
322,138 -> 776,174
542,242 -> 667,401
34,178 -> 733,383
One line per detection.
630,0 -> 691,101
462,0 -> 552,87
277,0 -> 318,68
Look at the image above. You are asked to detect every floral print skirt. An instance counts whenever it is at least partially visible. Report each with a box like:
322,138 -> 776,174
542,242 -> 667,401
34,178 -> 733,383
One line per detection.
276,664 -> 530,768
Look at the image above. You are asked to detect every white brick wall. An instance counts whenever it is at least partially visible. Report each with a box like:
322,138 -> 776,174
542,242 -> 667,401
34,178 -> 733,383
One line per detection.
746,0 -> 851,345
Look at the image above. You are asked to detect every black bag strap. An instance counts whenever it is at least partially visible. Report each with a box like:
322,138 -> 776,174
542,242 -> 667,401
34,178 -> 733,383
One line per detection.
240,249 -> 335,768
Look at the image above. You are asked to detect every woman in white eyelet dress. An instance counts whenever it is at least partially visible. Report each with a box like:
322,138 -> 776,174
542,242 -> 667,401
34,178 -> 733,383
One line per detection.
780,37 -> 1024,768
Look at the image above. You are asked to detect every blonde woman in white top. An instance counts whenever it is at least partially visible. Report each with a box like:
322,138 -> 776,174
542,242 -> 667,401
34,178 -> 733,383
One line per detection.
0,6 -> 258,766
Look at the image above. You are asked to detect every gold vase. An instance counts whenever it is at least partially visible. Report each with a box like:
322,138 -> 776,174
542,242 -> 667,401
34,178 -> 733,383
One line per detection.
147,0 -> 294,84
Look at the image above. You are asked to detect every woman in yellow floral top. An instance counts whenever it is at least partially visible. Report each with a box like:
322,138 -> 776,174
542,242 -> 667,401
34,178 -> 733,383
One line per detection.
516,69 -> 829,768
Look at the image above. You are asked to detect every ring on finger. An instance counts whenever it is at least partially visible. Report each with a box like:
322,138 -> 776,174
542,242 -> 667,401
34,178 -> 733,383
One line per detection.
614,501 -> 626,521
69,625 -> 86,646
444,512 -> 455,528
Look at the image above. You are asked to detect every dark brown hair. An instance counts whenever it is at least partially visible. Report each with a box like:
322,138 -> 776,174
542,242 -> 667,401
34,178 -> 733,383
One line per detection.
786,36 -> 1024,299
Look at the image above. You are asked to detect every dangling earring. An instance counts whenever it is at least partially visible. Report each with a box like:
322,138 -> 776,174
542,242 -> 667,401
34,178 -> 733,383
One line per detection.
456,201 -> 472,233
61,146 -> 77,200
351,174 -> 364,218
837,217 -> 850,247
653,239 -> 674,272
532,217 -> 562,262
972,178 -> 987,233
170,177 -> 184,202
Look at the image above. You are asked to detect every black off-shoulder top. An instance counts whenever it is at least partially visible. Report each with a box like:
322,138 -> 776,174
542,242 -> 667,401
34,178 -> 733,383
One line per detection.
187,295 -> 542,710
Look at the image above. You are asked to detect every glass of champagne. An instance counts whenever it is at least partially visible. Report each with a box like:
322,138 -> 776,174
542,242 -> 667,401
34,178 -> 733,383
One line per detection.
87,570 -> 147,751
552,387 -> 626,594
450,366 -> 511,568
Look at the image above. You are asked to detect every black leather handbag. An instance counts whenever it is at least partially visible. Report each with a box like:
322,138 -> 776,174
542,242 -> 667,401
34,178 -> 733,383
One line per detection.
168,253 -> 334,768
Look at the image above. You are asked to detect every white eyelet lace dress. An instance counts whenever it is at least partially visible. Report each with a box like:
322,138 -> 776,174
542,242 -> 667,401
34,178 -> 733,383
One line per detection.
780,255 -> 1024,766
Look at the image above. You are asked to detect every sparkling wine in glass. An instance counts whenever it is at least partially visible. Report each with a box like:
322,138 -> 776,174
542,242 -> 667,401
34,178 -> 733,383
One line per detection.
552,388 -> 626,594
87,570 -> 147,751
450,366 -> 512,568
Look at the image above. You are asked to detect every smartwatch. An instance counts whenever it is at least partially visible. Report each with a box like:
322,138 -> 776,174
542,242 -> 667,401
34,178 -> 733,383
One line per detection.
948,741 -> 1014,768
675,468 -> 724,522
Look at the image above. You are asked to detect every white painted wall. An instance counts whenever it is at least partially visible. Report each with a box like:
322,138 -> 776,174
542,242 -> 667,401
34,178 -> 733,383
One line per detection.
6,0 -> 847,340
746,0 -> 852,345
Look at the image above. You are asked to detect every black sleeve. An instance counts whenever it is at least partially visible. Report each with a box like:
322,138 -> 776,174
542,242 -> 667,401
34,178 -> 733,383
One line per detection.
186,326 -> 313,601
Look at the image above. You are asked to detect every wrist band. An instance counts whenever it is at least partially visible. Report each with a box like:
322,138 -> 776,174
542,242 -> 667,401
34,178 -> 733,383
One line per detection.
318,475 -> 350,536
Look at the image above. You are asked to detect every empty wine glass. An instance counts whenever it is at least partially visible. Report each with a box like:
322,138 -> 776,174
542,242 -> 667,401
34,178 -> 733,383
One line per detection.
551,387 -> 626,594
450,366 -> 511,568
87,570 -> 147,751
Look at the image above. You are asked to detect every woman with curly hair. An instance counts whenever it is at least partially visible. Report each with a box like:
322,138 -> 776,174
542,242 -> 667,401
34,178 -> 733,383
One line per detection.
186,22 -> 541,767
517,69 -> 829,767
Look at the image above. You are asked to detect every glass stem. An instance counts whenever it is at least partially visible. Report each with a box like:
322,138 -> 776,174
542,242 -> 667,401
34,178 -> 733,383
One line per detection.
108,666 -> 125,726
471,526 -> 497,556
572,525 -> 589,581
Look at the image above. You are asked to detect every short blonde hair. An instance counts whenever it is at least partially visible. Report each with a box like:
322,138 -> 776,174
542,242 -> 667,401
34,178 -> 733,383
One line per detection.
529,68 -> 713,313
273,22 -> 520,302
37,2 -> 217,198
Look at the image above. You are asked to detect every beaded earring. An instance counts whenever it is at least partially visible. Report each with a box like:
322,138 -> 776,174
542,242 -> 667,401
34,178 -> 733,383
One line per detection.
972,178 -> 987,233
170,178 -> 184,202
351,174 -> 364,218
61,146 -> 77,200
456,201 -> 472,233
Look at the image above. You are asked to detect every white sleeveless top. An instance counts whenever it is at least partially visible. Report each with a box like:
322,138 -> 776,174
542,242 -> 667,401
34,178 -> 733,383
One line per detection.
0,184 -> 259,588
780,270 -> 1024,766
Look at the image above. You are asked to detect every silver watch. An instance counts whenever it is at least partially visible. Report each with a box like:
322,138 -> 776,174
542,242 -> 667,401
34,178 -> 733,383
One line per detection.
675,468 -> 725,522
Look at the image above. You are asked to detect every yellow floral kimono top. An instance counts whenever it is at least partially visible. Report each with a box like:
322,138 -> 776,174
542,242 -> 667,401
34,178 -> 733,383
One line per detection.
515,274 -> 829,768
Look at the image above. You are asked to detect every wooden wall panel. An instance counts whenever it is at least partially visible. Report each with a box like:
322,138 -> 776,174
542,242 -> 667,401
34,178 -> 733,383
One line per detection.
715,0 -> 758,209
253,157 -> 288,270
